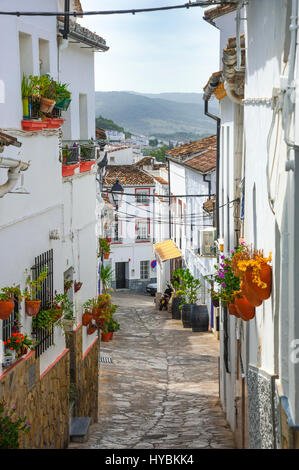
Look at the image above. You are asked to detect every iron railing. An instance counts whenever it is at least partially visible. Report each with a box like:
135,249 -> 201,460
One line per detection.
32,249 -> 54,359
2,298 -> 18,342
61,141 -> 99,165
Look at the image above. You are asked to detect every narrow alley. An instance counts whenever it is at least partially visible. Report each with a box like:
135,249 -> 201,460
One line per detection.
69,293 -> 234,449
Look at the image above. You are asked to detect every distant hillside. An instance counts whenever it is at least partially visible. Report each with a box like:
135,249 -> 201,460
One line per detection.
96,115 -> 131,138
95,91 -> 218,139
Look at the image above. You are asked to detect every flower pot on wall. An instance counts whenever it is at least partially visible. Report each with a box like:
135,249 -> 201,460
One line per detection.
62,163 -> 79,177
103,253 -> 110,260
228,302 -> 240,318
82,311 -> 93,326
87,324 -> 97,335
0,300 -> 15,320
25,300 -> 41,317
21,120 -> 46,131
235,296 -> 255,321
22,97 -> 30,119
241,280 -> 262,307
80,160 -> 95,173
40,97 -> 56,113
44,118 -> 64,129
101,332 -> 110,342
54,98 -> 71,111
245,264 -> 272,300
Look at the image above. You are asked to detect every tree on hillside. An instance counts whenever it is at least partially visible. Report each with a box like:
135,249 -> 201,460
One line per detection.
95,115 -> 131,138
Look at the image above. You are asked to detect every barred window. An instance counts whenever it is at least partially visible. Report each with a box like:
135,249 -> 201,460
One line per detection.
140,260 -> 150,280
136,219 -> 150,240
136,188 -> 150,204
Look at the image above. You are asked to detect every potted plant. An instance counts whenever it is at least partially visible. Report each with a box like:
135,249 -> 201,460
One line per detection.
23,266 -> 48,317
100,265 -> 114,293
173,268 -> 201,328
107,317 -> 120,340
38,74 -> 56,113
74,281 -> 82,293
53,81 -> 71,111
21,75 -> 46,130
87,323 -> 97,335
0,286 -> 21,320
21,74 -> 32,119
0,401 -> 31,449
99,238 -> 111,259
4,332 -> 36,359
101,319 -> 111,342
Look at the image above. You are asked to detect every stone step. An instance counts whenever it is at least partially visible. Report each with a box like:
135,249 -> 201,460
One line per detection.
70,417 -> 91,443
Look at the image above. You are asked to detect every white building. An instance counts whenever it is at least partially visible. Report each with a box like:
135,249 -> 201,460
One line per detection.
154,137 -> 217,320
106,145 -> 134,166
106,130 -> 125,142
203,0 -> 299,449
0,0 -> 108,447
102,164 -> 157,292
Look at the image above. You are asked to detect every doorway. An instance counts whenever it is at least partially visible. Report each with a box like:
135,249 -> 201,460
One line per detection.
115,262 -> 127,289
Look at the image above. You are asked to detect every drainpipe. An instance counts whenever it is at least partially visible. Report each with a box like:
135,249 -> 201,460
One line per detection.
203,173 -> 211,198
167,157 -> 171,239
0,157 -> 30,198
204,99 -> 220,239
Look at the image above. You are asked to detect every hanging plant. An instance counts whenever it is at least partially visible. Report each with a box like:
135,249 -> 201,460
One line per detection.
74,281 -> 83,293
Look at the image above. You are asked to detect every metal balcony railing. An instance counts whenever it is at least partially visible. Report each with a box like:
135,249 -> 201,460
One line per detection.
61,141 -> 99,166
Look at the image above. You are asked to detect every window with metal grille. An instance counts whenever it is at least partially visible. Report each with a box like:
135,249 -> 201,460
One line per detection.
140,260 -> 150,280
135,188 -> 150,205
2,297 -> 19,342
136,219 -> 150,241
32,249 -> 54,358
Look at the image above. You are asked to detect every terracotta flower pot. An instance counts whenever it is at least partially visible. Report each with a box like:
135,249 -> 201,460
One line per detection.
228,302 -> 240,318
44,118 -> 64,129
108,332 -> 113,340
245,264 -> 272,300
87,324 -> 97,335
40,97 -> 56,113
62,163 -> 79,177
242,280 -> 263,307
82,311 -> 93,326
21,120 -> 46,131
25,300 -> 41,317
103,253 -> 110,260
0,300 -> 15,320
235,296 -> 255,321
101,332 -> 110,342
80,160 -> 95,173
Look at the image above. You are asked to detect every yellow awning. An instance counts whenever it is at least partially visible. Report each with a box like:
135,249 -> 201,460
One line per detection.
153,239 -> 182,262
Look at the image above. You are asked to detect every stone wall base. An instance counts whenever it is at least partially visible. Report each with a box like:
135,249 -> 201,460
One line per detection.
66,325 -> 98,423
280,395 -> 299,448
0,349 -> 70,449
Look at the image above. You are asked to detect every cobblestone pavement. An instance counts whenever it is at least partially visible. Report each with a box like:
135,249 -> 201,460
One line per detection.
69,293 -> 235,449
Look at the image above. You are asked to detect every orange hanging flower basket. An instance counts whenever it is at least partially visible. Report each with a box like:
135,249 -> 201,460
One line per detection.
245,264 -> 272,300
25,300 -> 41,317
241,280 -> 263,307
82,311 -> 93,326
235,296 -> 255,321
0,300 -> 15,320
228,302 -> 240,318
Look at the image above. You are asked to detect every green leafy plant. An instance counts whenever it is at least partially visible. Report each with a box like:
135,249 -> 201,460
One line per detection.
0,401 -> 31,449
21,75 -> 32,98
100,265 -> 114,293
205,252 -> 241,305
4,332 -> 37,354
173,268 -> 201,307
107,318 -> 120,333
99,238 -> 111,255
0,285 -> 22,301
23,266 -> 48,301
55,81 -> 71,101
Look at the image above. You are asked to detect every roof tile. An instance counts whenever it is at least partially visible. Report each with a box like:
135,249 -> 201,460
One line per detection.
103,165 -> 155,186
167,135 -> 216,159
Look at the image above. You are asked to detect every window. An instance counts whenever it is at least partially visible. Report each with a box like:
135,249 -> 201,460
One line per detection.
136,219 -> 150,240
19,32 -> 33,77
140,261 -> 150,280
79,94 -> 88,140
199,229 -> 216,256
135,188 -> 150,205
32,249 -> 54,358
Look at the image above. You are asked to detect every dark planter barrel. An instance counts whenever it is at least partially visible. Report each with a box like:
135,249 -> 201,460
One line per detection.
182,304 -> 193,328
191,304 -> 209,332
171,296 -> 182,320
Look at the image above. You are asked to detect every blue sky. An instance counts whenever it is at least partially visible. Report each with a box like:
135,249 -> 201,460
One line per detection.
79,1 -> 219,93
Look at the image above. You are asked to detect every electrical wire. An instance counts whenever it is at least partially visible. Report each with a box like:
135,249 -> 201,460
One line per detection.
0,2 -> 230,17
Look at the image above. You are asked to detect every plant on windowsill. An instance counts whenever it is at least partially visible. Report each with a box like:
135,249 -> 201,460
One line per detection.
0,401 -> 31,449
23,266 -> 48,317
0,286 -> 21,321
21,74 -> 32,119
4,332 -> 37,359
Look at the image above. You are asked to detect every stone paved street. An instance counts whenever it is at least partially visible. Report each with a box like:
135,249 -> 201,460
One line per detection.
69,293 -> 235,449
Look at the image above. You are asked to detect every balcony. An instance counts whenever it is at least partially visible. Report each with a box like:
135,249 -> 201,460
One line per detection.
61,141 -> 99,177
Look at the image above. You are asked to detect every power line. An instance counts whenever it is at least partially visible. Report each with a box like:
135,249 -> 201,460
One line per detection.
0,2 -> 230,17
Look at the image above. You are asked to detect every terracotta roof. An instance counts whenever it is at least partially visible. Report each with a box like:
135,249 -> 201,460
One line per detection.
106,146 -> 132,154
183,148 -> 216,174
96,127 -> 107,140
153,163 -> 168,170
73,0 -> 83,16
103,165 -> 155,186
135,156 -> 154,167
167,135 -> 216,159
204,4 -> 238,21
154,192 -> 168,203
154,176 -> 168,185
57,18 -> 108,51
203,197 -> 216,213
